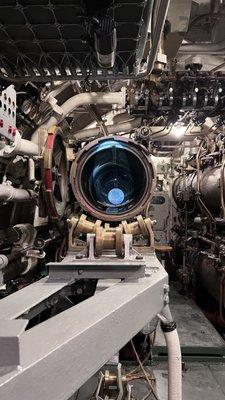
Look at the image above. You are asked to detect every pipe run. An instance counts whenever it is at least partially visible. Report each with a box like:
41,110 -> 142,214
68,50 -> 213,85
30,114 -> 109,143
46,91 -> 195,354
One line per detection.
0,131 -> 39,158
72,117 -> 142,141
180,39 -> 225,54
32,88 -> 127,144
0,183 -> 36,203
137,0 -> 170,78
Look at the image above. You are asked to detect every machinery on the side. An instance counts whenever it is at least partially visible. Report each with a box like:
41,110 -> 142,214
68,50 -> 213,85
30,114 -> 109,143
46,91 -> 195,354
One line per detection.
1,0 -> 225,399
172,135 -> 225,326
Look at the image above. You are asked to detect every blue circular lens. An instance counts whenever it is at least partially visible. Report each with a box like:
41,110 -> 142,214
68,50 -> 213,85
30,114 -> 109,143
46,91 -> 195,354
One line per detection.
108,188 -> 125,205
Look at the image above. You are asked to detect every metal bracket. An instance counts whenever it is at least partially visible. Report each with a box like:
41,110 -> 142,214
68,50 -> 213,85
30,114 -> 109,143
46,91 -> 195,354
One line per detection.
49,259 -> 146,280
49,234 -> 147,280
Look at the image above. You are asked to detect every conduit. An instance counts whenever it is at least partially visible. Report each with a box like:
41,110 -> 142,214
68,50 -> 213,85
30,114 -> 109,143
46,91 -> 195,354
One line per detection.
72,117 -> 142,141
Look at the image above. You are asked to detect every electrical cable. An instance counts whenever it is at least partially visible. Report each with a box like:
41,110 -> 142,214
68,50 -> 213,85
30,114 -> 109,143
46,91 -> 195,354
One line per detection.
129,339 -> 159,400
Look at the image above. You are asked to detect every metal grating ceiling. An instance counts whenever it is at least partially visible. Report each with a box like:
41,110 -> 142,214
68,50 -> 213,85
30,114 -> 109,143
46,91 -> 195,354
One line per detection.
0,0 -> 152,82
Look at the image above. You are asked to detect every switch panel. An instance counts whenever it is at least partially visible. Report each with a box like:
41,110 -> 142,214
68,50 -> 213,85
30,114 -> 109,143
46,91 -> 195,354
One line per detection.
0,84 -> 16,143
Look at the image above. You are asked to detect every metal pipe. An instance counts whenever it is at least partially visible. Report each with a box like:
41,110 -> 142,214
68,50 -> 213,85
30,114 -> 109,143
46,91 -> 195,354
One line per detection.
32,88 -> 126,143
137,0 -> 170,78
73,82 -> 109,136
16,137 -> 39,157
51,89 -> 126,121
210,61 -> 225,72
28,158 -> 35,183
0,232 -> 59,286
0,184 -> 36,203
0,131 -> 39,158
180,39 -> 225,54
149,126 -> 202,141
72,118 -> 142,141
43,81 -> 73,101
156,144 -> 202,149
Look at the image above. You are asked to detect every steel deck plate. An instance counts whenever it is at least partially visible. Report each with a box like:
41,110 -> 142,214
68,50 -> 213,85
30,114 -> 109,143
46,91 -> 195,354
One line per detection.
153,286 -> 225,361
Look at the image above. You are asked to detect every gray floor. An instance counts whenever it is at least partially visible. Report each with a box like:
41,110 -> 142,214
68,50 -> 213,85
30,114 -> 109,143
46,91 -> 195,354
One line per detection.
154,285 -> 225,361
155,363 -> 225,400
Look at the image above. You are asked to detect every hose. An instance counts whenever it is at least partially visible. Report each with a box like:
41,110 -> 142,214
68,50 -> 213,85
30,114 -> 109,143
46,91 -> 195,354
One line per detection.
0,131 -> 39,158
161,323 -> 182,400
158,305 -> 182,400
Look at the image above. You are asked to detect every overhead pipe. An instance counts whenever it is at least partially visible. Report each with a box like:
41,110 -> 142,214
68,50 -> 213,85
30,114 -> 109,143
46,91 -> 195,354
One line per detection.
32,89 -> 126,143
0,183 -> 36,203
136,0 -> 171,78
149,126 -> 202,141
210,61 -> 225,72
180,39 -> 225,54
73,121 -> 203,143
72,117 -> 142,141
31,0 -> 168,143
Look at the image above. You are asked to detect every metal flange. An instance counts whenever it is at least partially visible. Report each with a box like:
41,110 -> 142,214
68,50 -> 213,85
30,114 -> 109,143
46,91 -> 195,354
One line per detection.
42,126 -> 68,219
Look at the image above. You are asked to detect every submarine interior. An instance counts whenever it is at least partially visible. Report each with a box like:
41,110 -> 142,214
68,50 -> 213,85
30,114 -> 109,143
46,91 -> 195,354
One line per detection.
0,1 -> 225,399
